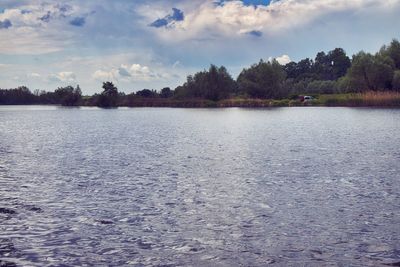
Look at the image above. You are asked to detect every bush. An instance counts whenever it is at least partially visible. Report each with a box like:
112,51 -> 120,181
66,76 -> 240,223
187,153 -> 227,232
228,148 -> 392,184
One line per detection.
270,99 -> 290,107
392,70 -> 400,91
305,80 -> 338,94
346,52 -> 395,91
97,82 -> 118,107
237,59 -> 287,99
178,65 -> 237,101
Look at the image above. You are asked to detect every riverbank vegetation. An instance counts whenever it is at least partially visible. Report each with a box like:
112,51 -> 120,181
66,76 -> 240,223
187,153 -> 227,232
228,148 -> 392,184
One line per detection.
1,39 -> 400,108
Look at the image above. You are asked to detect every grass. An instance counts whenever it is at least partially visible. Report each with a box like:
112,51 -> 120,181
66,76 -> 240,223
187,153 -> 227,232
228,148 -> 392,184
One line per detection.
83,91 -> 400,108
315,91 -> 400,107
356,91 -> 400,107
218,92 -> 400,108
233,92 -> 399,107
218,98 -> 269,107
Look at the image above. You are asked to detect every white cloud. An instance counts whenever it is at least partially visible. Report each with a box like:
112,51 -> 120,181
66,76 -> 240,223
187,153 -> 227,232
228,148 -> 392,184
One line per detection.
0,27 -> 72,54
48,72 -> 76,83
269,54 -> 291,65
172,60 -> 182,68
93,69 -> 117,81
27,72 -> 41,78
12,76 -> 22,81
1,0 -> 398,94
93,63 -> 162,82
0,3 -> 87,55
143,0 -> 400,42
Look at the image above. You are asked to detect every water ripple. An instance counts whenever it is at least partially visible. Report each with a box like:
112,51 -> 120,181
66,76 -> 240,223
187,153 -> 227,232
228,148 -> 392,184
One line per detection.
0,107 -> 399,266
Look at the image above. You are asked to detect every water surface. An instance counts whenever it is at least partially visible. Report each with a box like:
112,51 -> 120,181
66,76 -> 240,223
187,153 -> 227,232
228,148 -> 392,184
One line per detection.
0,106 -> 399,266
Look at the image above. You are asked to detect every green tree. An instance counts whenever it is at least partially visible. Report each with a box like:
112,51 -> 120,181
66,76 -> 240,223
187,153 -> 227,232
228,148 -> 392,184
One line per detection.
306,80 -> 338,94
0,86 -> 37,104
97,82 -> 119,107
392,70 -> 400,91
314,51 -> 330,80
238,59 -> 287,98
346,52 -> 394,91
55,85 -> 82,106
329,48 -> 351,79
313,48 -> 350,80
178,65 -> 237,101
160,87 -> 173,98
284,62 -> 298,79
380,39 -> 400,69
136,89 -> 157,98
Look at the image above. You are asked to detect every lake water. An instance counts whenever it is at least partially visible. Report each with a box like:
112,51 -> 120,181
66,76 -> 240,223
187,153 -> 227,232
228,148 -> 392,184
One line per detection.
0,106 -> 399,266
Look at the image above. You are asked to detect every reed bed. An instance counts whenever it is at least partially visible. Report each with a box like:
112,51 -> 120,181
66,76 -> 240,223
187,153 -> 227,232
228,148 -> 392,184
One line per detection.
319,91 -> 400,107
355,91 -> 400,107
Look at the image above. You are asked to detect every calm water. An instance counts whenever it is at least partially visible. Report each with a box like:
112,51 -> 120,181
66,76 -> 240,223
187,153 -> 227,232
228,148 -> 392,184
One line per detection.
0,106 -> 399,267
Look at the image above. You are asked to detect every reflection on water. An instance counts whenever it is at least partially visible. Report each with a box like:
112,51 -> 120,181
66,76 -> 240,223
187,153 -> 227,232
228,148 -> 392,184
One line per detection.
0,106 -> 399,266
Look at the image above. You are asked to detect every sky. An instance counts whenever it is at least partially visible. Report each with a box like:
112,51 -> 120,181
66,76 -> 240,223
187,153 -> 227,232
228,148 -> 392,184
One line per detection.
0,0 -> 399,94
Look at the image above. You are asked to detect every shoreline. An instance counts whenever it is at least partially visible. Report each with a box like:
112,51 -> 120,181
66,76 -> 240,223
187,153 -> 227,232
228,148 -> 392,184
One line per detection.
1,102 -> 400,108
2,93 -> 400,108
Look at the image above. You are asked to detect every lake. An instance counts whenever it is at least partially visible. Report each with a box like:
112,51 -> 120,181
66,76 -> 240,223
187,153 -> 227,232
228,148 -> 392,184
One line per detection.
0,106 -> 399,266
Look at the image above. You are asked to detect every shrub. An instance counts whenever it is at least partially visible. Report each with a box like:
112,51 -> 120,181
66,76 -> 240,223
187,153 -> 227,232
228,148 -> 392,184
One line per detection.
392,70 -> 400,91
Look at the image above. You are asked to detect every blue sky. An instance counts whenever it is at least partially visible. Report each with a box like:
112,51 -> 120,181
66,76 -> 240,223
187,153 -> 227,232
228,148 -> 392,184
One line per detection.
0,0 -> 399,94
241,0 -> 271,5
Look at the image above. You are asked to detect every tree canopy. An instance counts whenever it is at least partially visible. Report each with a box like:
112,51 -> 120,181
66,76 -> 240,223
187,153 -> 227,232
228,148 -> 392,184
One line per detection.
175,65 -> 237,101
238,59 -> 287,99
97,82 -> 119,107
2,39 -> 400,106
346,52 -> 395,91
55,85 -> 82,106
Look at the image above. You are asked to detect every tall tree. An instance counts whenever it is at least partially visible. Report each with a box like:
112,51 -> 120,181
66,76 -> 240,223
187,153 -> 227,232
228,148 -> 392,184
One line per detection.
347,52 -> 394,91
392,70 -> 400,91
97,82 -> 119,107
238,59 -> 287,98
55,85 -> 82,106
160,87 -> 173,98
178,65 -> 237,101
380,39 -> 400,69
328,48 -> 351,79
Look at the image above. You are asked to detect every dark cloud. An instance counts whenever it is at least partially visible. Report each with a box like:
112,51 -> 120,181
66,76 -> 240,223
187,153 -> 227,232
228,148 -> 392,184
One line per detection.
150,18 -> 169,28
0,19 -> 12,29
215,0 -> 272,7
149,8 -> 184,28
57,4 -> 72,13
70,17 -> 86,27
39,11 -> 51,22
247,30 -> 262,37
241,0 -> 272,6
38,4 -> 78,23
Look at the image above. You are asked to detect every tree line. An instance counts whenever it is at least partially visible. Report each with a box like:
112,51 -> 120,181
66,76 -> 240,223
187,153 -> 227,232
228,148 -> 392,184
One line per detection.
1,39 -> 400,107
0,85 -> 82,106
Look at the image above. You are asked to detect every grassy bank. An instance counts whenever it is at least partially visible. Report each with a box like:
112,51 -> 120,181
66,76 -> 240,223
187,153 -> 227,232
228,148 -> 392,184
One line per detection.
3,92 -> 399,108
314,91 -> 400,107
108,92 -> 400,108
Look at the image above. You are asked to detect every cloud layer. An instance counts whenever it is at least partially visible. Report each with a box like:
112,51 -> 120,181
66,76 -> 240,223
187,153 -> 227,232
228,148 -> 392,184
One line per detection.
144,0 -> 400,41
0,2 -> 90,54
0,0 -> 399,94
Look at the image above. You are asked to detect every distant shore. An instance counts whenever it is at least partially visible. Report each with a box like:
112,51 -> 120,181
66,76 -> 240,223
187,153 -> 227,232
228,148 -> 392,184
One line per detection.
1,92 -> 400,108
82,92 -> 400,108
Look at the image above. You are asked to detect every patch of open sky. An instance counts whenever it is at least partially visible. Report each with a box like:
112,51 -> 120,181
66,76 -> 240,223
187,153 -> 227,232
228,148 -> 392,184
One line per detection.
0,46 -> 107,65
0,53 -> 62,66
217,0 -> 272,6
242,0 -> 272,6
